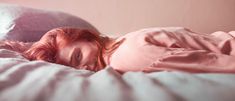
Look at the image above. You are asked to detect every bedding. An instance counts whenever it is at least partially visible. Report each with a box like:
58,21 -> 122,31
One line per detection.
0,4 -> 235,100
1,49 -> 235,101
0,4 -> 98,42
110,27 -> 235,73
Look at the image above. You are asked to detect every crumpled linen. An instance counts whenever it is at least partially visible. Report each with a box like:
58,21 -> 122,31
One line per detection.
109,27 -> 235,73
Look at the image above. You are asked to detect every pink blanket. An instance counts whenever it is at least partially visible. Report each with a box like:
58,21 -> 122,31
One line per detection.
109,27 -> 235,73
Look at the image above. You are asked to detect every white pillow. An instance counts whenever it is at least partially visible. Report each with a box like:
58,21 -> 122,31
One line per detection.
0,4 -> 98,42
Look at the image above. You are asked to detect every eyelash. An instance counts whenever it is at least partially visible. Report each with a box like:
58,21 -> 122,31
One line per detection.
74,49 -> 82,66
76,52 -> 80,61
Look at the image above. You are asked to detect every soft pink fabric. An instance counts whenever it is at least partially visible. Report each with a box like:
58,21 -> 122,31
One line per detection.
109,27 -> 235,73
0,4 -> 98,42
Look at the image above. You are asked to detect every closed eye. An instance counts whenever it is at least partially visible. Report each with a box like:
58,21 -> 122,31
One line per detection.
70,48 -> 82,66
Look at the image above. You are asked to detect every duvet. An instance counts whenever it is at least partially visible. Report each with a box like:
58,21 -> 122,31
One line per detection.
109,28 -> 235,73
1,49 -> 235,101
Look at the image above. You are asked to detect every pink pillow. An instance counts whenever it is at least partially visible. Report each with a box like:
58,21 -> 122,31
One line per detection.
0,4 -> 98,42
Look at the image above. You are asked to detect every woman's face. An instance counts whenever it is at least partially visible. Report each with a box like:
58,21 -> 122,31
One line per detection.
56,39 -> 100,70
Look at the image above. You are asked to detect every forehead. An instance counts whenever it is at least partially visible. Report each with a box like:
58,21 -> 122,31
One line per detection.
58,39 -> 93,50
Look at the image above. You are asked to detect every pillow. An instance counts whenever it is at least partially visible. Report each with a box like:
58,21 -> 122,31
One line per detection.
0,4 -> 98,42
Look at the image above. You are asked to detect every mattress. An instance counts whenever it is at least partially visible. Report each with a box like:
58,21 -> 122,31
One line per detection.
0,49 -> 235,101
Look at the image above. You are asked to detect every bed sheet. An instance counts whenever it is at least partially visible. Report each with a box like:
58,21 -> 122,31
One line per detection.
0,49 -> 235,101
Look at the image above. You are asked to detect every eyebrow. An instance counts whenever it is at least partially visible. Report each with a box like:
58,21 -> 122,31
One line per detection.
69,49 -> 76,66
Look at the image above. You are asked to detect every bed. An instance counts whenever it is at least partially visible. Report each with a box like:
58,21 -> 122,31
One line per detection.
1,4 -> 235,101
1,49 -> 235,101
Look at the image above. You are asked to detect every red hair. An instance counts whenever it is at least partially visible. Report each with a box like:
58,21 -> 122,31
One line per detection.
23,27 -> 106,71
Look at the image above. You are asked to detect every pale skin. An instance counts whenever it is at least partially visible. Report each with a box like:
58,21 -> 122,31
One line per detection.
56,39 -> 101,70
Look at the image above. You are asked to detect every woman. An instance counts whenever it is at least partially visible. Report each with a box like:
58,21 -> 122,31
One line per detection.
23,28 -> 108,72
2,27 -> 235,73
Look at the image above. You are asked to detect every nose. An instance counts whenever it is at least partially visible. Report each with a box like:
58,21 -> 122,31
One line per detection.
81,63 -> 95,71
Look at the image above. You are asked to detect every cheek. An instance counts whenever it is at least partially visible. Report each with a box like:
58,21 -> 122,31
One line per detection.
88,45 -> 99,58
83,45 -> 99,60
